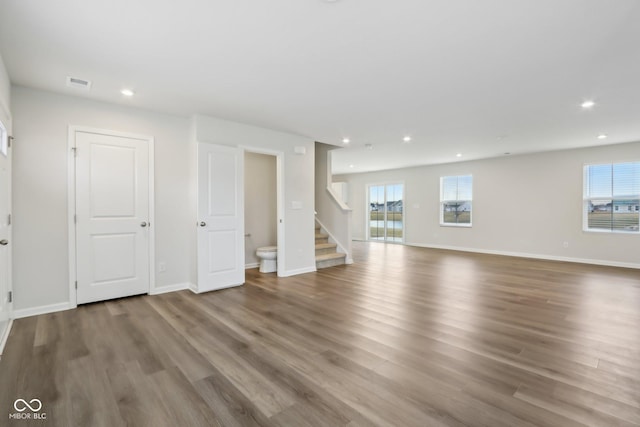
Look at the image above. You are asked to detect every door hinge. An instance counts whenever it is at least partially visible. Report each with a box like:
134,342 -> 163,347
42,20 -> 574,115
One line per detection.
7,214 -> 10,226
75,281 -> 78,289
74,214 -> 77,224
8,136 -> 13,148
8,291 -> 12,303
71,147 -> 77,156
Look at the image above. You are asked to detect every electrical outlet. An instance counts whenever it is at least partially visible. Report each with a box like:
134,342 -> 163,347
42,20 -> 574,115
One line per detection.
158,262 -> 166,272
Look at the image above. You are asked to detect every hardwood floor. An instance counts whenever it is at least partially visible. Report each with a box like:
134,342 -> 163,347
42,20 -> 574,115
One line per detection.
1,241 -> 639,426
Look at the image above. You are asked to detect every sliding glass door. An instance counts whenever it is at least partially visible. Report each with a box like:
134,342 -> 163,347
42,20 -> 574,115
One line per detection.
368,183 -> 403,242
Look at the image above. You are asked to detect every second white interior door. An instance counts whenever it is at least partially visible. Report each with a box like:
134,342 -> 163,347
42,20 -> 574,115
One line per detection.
197,143 -> 245,292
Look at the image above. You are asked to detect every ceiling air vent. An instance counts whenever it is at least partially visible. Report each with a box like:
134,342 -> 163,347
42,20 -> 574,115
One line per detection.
66,76 -> 92,90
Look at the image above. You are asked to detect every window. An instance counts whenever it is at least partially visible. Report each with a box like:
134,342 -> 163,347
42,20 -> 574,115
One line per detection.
583,162 -> 640,233
440,175 -> 472,226
368,183 -> 403,242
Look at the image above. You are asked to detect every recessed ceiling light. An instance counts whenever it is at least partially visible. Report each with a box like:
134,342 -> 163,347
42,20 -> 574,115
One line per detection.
597,134 -> 608,139
456,153 -> 462,158
349,164 -> 354,168
342,138 -> 350,144
581,100 -> 595,109
403,136 -> 412,143
121,89 -> 135,97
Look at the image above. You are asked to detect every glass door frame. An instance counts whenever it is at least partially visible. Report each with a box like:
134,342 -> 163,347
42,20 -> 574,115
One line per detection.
366,181 -> 404,243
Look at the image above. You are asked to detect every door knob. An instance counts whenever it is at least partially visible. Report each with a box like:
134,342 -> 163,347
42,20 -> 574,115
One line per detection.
199,221 -> 206,227
0,239 -> 7,246
140,221 -> 148,227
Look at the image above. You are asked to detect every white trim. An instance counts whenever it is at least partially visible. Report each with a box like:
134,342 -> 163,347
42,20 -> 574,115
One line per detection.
149,282 -> 190,295
0,114 -> 12,343
67,127 -> 77,308
148,140 -> 156,293
279,266 -> 317,277
245,262 -> 259,269
188,282 -> 199,294
68,126 -> 156,306
0,318 -> 12,355
190,282 -> 243,294
239,145 -> 286,277
405,242 -> 640,270
13,302 -> 73,319
314,217 -> 354,264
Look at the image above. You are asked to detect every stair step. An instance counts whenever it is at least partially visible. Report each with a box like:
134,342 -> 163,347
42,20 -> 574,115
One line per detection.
316,252 -> 346,269
315,233 -> 329,243
315,242 -> 337,255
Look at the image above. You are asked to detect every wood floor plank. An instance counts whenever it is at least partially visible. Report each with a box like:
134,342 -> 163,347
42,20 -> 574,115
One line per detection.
194,372 -> 271,427
1,241 -> 639,426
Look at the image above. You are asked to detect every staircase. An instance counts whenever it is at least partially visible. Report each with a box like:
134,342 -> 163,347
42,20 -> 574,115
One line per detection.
315,223 -> 346,269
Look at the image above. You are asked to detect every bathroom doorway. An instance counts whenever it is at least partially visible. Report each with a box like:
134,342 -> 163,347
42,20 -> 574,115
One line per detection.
243,149 -> 283,275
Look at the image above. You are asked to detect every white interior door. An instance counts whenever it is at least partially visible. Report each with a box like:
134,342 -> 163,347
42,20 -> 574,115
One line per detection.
75,130 -> 151,304
0,119 -> 11,337
197,143 -> 245,292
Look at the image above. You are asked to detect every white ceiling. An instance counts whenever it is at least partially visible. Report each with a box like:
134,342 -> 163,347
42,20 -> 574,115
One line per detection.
1,0 -> 639,174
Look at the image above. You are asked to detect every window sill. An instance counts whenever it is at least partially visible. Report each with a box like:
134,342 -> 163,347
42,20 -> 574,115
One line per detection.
583,228 -> 639,234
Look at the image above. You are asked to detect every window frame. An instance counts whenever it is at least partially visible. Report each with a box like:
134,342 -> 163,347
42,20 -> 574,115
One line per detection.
583,161 -> 640,234
439,174 -> 473,228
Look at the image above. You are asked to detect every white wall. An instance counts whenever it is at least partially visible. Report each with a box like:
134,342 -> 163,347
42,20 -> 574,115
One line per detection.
0,53 -> 10,125
336,141 -> 640,268
193,115 -> 316,275
244,152 -> 277,266
11,86 -> 193,312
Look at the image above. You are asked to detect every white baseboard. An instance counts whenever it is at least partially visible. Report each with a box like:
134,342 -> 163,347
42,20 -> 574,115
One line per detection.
0,318 -> 13,355
405,242 -> 640,270
149,282 -> 191,295
279,266 -> 317,277
190,282 -> 243,294
188,282 -> 198,294
245,263 -> 259,269
12,302 -> 74,319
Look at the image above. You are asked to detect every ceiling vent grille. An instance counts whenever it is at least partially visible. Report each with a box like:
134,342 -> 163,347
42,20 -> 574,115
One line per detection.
66,76 -> 92,90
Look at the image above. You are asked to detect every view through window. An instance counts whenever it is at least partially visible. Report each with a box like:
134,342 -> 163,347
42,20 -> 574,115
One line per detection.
368,183 -> 403,242
584,162 -> 640,232
440,175 -> 472,226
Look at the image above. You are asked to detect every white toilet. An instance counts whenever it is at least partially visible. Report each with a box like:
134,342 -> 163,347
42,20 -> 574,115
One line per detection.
256,246 -> 277,273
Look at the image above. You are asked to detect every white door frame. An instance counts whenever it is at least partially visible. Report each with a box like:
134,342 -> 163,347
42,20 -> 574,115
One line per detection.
67,126 -> 155,308
240,146 -> 285,276
0,114 -> 12,354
